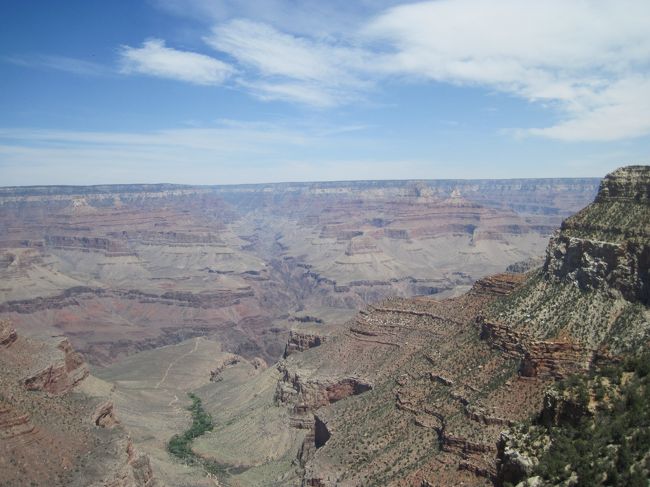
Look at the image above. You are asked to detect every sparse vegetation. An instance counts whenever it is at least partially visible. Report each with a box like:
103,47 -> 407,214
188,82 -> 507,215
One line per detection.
516,352 -> 650,486
167,393 -> 231,477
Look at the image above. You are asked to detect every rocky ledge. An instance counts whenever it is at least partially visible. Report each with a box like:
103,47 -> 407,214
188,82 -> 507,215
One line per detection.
275,362 -> 373,413
23,337 -> 89,395
478,318 -> 593,379
0,400 -> 36,441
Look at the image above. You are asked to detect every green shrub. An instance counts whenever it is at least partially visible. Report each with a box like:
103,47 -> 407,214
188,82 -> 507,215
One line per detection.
526,352 -> 650,486
167,393 -> 215,469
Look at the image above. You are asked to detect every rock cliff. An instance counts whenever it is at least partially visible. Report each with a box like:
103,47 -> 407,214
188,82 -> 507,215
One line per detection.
0,323 -> 161,487
283,328 -> 331,358
544,165 -> 649,304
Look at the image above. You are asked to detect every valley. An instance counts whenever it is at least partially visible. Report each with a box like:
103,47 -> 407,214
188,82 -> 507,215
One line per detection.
3,2 -> 648,486
5,172 -> 648,486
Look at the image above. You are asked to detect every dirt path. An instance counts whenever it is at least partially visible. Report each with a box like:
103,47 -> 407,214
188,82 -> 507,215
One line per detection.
155,337 -> 202,389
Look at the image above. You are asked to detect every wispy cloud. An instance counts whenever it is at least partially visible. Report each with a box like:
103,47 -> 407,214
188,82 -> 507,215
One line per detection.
205,19 -> 372,106
152,0 -> 402,36
198,0 -> 650,140
0,123 -> 312,185
362,0 -> 650,142
119,39 -> 234,85
3,54 -> 110,76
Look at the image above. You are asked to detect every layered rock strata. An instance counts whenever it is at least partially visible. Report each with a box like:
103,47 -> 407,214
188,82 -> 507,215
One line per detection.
0,324 -> 160,487
544,166 -> 650,304
478,318 -> 593,379
0,178 -> 598,370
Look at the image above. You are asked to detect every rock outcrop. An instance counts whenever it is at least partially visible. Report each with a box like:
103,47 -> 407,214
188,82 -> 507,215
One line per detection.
0,320 -> 17,347
544,165 -> 650,303
93,400 -> 120,428
275,362 -> 372,412
209,354 -> 241,382
0,324 -> 160,487
470,273 -> 527,297
94,438 -> 157,487
596,165 -> 650,202
544,235 -> 649,303
23,338 -> 89,395
0,400 -> 36,441
496,432 -> 538,486
283,329 -> 330,358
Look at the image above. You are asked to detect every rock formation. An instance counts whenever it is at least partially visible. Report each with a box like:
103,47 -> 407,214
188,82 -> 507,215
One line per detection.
283,328 -> 330,358
0,321 -> 17,347
0,324 -> 161,487
22,337 -> 89,395
544,167 -> 649,304
2,174 -> 628,486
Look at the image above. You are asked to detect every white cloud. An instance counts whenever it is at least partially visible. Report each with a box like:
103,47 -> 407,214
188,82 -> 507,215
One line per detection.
153,0 -> 403,36
127,1 -> 650,140
194,0 -> 650,139
119,38 -> 234,85
363,0 -> 650,141
205,19 -> 372,106
527,76 -> 650,141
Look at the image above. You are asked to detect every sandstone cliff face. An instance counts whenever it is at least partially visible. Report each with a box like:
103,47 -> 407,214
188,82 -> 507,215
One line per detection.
478,318 -> 593,379
595,165 -> 650,202
544,234 -> 649,303
544,166 -> 650,304
275,361 -> 373,413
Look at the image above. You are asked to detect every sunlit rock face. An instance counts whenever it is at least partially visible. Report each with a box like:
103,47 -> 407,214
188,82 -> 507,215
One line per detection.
545,165 -> 650,303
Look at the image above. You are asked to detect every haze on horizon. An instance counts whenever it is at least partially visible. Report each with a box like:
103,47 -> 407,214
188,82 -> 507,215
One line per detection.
1,0 -> 649,186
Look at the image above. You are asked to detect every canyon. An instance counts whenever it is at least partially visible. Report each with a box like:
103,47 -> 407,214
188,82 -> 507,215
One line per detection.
5,172 -> 648,486
146,167 -> 644,486
0,178 -> 598,369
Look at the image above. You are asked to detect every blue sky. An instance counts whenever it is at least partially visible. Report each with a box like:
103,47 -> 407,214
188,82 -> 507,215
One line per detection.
1,0 -> 649,185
